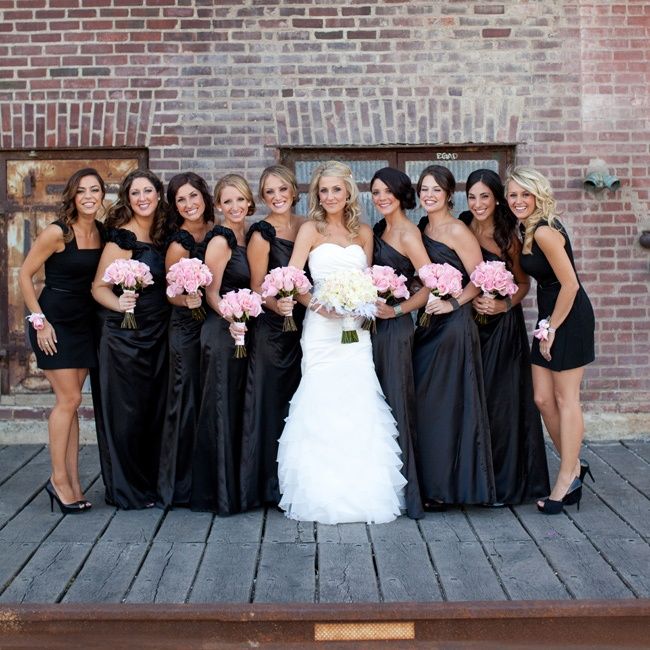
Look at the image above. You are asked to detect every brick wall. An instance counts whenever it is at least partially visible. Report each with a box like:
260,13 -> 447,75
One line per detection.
1,0 -> 649,420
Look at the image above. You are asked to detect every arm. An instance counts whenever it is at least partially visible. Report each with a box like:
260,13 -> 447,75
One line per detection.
91,242 -> 136,313
358,224 -> 374,265
248,229 -> 287,317
203,235 -> 232,315
18,224 -> 65,355
288,222 -> 318,308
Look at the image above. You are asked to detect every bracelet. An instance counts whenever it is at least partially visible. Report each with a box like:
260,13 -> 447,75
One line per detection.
393,304 -> 403,317
503,296 -> 512,312
26,313 -> 45,331
448,297 -> 460,311
548,326 -> 556,334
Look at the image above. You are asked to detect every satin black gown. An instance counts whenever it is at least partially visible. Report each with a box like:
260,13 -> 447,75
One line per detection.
96,228 -> 170,509
413,218 -> 495,505
371,220 -> 424,519
29,220 -> 104,370
157,229 -> 211,508
190,226 -> 251,515
520,219 -> 595,371
239,221 -> 304,510
459,215 -> 550,504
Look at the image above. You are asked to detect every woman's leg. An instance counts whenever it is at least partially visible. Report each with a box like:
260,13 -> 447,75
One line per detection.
43,368 -> 86,505
66,368 -> 89,502
531,365 -> 561,453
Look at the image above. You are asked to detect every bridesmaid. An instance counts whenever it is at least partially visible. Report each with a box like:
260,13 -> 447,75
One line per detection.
92,169 -> 171,509
239,165 -> 306,511
505,167 -> 595,514
413,164 -> 495,508
18,168 -> 106,514
190,174 -> 254,514
369,167 -> 430,519
460,169 -> 550,505
157,172 -> 214,508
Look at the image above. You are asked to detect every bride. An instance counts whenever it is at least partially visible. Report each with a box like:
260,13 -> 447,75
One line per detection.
276,160 -> 406,525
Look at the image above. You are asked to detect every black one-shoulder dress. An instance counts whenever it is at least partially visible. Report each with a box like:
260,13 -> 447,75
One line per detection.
96,228 -> 170,509
157,229 -> 211,508
412,218 -> 495,505
190,226 -> 251,515
29,220 -> 104,370
239,221 -> 304,510
371,219 -> 424,519
520,219 -> 595,371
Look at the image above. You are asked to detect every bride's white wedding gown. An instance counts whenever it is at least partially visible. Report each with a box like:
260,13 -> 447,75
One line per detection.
277,243 -> 406,524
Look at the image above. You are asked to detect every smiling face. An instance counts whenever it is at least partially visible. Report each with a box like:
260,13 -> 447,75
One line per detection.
129,177 -> 159,218
175,182 -> 206,225
371,178 -> 401,218
467,180 -> 497,223
217,184 -> 251,226
262,173 -> 294,216
318,175 -> 348,217
506,180 -> 537,222
74,175 -> 104,218
418,174 -> 448,216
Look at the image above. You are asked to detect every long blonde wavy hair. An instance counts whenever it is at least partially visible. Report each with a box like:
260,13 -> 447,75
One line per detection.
307,160 -> 362,237
505,166 -> 558,254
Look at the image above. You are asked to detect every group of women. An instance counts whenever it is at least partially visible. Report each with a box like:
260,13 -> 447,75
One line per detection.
19,159 -> 595,522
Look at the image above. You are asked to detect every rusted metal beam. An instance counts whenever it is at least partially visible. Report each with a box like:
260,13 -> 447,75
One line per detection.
0,600 -> 648,648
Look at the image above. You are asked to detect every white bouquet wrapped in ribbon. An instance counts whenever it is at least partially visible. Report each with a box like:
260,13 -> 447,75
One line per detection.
316,268 -> 378,343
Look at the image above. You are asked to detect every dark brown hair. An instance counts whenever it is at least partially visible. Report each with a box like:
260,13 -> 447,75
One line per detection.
58,168 -> 106,242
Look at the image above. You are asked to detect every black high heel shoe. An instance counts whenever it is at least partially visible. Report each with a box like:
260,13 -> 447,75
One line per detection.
537,478 -> 583,515
45,480 -> 87,515
579,460 -> 595,483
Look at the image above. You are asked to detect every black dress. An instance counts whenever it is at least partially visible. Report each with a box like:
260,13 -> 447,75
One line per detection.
96,228 -> 170,509
412,218 -> 495,505
520,219 -> 595,371
29,220 -> 104,370
370,220 -> 424,519
157,229 -> 211,508
239,221 -> 304,510
459,215 -> 550,504
190,226 -> 251,515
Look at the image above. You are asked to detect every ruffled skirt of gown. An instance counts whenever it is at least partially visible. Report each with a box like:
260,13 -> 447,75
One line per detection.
278,311 -> 406,525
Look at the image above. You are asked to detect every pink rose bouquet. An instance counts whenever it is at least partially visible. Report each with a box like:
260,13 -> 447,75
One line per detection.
417,262 -> 463,327
362,265 -> 411,332
166,257 -> 213,322
260,265 -> 312,332
218,288 -> 264,358
469,260 -> 518,324
102,258 -> 154,329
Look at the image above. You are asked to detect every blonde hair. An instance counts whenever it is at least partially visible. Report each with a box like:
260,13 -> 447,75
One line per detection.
258,165 -> 299,207
213,174 -> 256,222
307,160 -> 362,237
505,166 -> 558,254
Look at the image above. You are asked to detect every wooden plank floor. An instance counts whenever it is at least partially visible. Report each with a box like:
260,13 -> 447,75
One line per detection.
0,441 -> 648,604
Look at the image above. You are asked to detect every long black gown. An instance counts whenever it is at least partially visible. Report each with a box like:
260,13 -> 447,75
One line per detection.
412,218 -> 495,505
370,219 -> 424,519
157,229 -> 211,508
29,220 -> 104,370
239,221 -> 304,510
520,219 -> 595,371
190,226 -> 251,515
96,228 -> 170,509
459,214 -> 550,504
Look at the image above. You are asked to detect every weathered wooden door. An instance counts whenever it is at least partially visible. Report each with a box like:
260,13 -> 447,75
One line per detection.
0,149 -> 147,394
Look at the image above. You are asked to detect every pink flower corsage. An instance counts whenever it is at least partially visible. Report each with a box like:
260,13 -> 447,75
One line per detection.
533,318 -> 556,341
27,313 -> 45,331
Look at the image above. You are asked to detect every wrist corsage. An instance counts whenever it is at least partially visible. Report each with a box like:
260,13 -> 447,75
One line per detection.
26,313 -> 46,331
533,317 -> 556,341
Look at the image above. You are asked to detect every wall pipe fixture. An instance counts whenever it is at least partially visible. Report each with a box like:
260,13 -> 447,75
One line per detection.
583,158 -> 621,192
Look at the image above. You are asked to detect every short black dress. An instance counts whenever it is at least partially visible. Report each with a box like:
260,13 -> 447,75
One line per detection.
520,220 -> 595,371
29,220 -> 104,370
412,218 -> 495,505
190,226 -> 251,515
370,219 -> 424,519
239,221 -> 304,510
157,229 -> 211,508
96,228 -> 170,509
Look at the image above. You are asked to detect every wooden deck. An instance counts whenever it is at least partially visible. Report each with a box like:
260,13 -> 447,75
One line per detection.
0,441 -> 649,605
